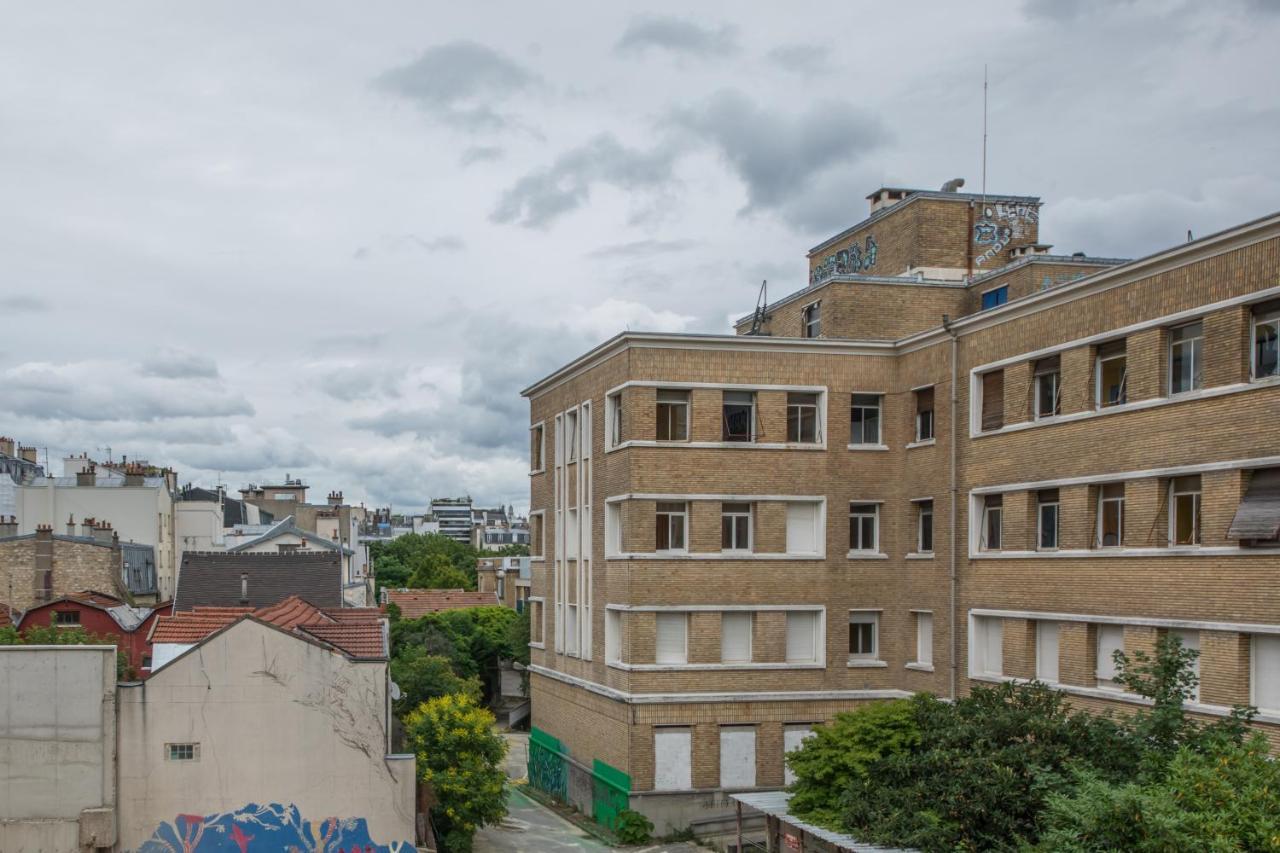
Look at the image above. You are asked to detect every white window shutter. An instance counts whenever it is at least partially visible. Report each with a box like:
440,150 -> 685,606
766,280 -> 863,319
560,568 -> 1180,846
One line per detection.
1096,625 -> 1125,681
606,610 -> 621,663
916,613 -> 933,666
655,613 -> 687,664
785,611 -> 817,663
1254,635 -> 1280,712
1036,622 -> 1059,683
721,612 -> 752,663
786,503 -> 819,554
1172,629 -> 1200,700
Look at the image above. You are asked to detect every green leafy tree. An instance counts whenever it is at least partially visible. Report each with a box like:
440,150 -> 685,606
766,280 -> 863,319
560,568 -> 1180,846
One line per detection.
372,533 -> 485,594
404,693 -> 508,853
390,646 -> 481,717
407,554 -> 473,591
390,606 -> 520,707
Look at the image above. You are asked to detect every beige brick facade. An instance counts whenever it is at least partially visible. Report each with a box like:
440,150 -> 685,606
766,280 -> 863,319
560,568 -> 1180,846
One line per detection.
525,188 -> 1280,818
0,528 -> 127,613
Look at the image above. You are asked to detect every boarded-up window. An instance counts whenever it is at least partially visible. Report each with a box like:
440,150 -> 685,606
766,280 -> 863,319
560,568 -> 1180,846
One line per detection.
1227,468 -> 1280,543
720,727 -> 757,788
654,728 -> 692,791
981,371 -> 1005,431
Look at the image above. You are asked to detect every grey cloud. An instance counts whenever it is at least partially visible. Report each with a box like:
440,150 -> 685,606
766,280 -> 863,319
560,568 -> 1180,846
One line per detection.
1022,0 -> 1135,21
0,295 -> 49,314
460,145 -> 504,166
169,427 -> 318,473
766,44 -> 832,75
587,238 -> 698,259
374,40 -> 536,131
491,134 -> 681,228
616,15 -> 738,58
354,233 -> 465,260
317,366 -> 403,403
139,349 -> 220,379
671,89 -> 888,223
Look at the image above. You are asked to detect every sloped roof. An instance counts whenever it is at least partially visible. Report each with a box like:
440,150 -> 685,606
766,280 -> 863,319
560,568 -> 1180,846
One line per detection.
150,594 -> 385,658
298,622 -> 385,658
17,590 -> 161,632
226,515 -> 353,556
383,588 -> 498,619
175,551 -> 342,611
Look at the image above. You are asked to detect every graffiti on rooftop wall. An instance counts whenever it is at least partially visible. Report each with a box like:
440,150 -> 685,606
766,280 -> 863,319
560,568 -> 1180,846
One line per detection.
810,235 -> 878,284
974,202 -> 1039,266
132,802 -> 413,853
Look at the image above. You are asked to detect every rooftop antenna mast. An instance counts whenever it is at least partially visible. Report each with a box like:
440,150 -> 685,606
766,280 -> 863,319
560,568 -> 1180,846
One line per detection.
981,64 -> 989,203
749,280 -> 768,335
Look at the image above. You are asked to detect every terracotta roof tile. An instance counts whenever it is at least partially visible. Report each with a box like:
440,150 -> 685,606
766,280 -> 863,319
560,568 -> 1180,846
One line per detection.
254,595 -> 331,629
383,589 -> 498,619
298,622 -> 386,658
150,613 -> 240,643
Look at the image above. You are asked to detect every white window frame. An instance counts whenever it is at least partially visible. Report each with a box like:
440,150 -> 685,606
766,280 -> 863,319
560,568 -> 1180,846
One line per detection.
605,502 -> 622,557
528,510 -> 546,559
605,609 -> 622,664
1037,497 -> 1060,551
786,392 -> 822,444
802,301 -> 821,338
1096,624 -> 1125,688
1095,348 -> 1128,409
1171,628 -> 1200,701
1251,634 -> 1280,713
1036,621 -> 1059,683
785,501 -> 823,557
1097,486 -> 1125,548
655,502 -> 688,553
981,496 -> 1003,551
166,742 -> 200,761
915,398 -> 935,442
565,408 -> 579,461
785,610 -> 823,664
914,611 -> 933,667
1251,308 -> 1280,380
916,499 -> 934,554
1033,369 -> 1062,420
720,502 -> 753,553
606,392 -> 622,450
969,615 -> 1003,677
722,391 -> 757,442
850,393 -> 883,446
848,611 -> 879,661
655,612 -> 688,664
848,503 -> 879,554
720,611 -> 753,663
655,389 -> 690,442
1168,321 -> 1204,395
1169,477 -> 1202,546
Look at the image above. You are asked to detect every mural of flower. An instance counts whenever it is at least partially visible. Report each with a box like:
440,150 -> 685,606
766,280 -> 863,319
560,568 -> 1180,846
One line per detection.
131,802 -> 413,853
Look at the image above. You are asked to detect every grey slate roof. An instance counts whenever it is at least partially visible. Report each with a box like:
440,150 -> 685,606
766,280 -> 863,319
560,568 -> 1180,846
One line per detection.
174,551 -> 341,611
226,515 -> 352,555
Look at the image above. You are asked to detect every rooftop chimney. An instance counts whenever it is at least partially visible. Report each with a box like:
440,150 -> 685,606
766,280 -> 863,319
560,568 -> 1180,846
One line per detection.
0,437 -> 13,457
66,514 -> 76,536
0,515 -> 17,538
76,464 -> 97,487
91,521 -> 114,546
19,446 -> 37,464
328,491 -> 343,506
34,524 -> 53,602
868,188 -> 910,214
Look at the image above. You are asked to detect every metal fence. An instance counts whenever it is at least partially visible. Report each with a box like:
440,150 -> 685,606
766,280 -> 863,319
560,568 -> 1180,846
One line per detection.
527,726 -> 631,831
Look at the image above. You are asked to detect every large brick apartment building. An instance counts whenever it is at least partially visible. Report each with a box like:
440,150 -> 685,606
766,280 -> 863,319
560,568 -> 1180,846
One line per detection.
521,184 -> 1280,829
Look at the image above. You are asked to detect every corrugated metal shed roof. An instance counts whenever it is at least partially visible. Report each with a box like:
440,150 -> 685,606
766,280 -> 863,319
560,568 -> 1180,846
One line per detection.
730,791 -> 913,853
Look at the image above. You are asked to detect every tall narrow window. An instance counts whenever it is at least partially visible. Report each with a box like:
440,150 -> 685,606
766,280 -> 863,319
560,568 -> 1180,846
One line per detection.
1252,634 -> 1280,713
786,392 -> 820,443
802,302 -> 821,338
848,503 -> 878,553
531,424 -> 544,471
655,502 -> 687,552
605,609 -> 621,663
1252,303 -> 1279,379
915,612 -> 933,666
722,391 -> 756,442
1096,340 -> 1128,408
721,612 -> 752,663
785,611 -> 819,663
850,394 -> 882,445
655,390 -> 690,441
1171,629 -> 1200,701
848,612 -> 878,660
1169,322 -> 1204,394
1034,356 -> 1061,419
655,613 -> 688,664
565,409 -> 579,460
785,502 -> 820,555
1098,483 -> 1125,547
971,616 -> 1003,676
915,387 -> 935,441
981,371 -> 1005,431
1096,624 -> 1125,688
1037,489 -> 1060,550
1036,621 -> 1059,683
1170,475 -> 1201,546
981,495 -> 1003,551
721,502 -> 752,552
606,392 -> 623,448
917,500 -> 934,553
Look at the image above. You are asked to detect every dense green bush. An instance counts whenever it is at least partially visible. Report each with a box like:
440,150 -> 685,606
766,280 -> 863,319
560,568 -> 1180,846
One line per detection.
389,606 -> 521,711
613,809 -> 654,845
389,645 -> 481,716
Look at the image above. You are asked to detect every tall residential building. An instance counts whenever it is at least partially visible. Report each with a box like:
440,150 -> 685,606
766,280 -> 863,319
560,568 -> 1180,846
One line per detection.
429,497 -> 474,544
522,183 -> 1280,830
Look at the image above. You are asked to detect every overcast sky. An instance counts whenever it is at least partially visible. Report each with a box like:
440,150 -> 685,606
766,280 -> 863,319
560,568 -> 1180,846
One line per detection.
2,0 -> 1277,514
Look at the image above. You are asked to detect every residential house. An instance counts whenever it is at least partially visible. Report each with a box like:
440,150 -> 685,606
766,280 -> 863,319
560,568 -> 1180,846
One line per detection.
14,591 -> 172,676
174,550 -> 343,612
477,556 -> 532,611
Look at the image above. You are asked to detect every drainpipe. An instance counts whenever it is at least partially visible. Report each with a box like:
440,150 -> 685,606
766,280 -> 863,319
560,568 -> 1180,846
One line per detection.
966,201 -> 975,280
943,314 -> 959,700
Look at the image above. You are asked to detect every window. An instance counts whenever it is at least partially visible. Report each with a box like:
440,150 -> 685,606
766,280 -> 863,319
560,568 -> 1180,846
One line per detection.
606,392 -> 622,448
721,502 -> 752,552
654,728 -> 692,791
655,613 -> 687,664
848,503 -> 878,553
565,605 -> 579,656
785,611 -> 820,663
1170,475 -> 1201,546
1096,624 -> 1125,688
786,392 -> 820,443
565,508 -> 579,559
802,302 -> 821,338
1171,629 -> 1200,701
917,500 -> 934,553
981,370 -> 1005,431
1096,340 -> 1128,408
656,389 -> 689,441
785,502 -> 821,555
1036,621 -> 1060,683
655,502 -> 687,552
721,612 -> 753,663
981,286 -> 1009,310
850,394 -> 882,445
1252,634 -> 1280,713
981,494 -> 1003,551
531,424 -> 544,471
915,612 -> 934,666
1227,467 -> 1280,544
1034,356 -> 1062,419
1037,489 -> 1060,550
722,391 -> 756,442
915,387 -> 935,441
848,612 -> 878,659
54,610 -> 80,626
1098,483 -> 1125,547
166,743 -> 199,761
1252,302 -> 1280,379
720,726 -> 757,788
530,514 -> 544,557
565,409 -> 579,460
783,725 -> 814,785
971,616 -> 1003,676
606,609 -> 621,663
1169,322 -> 1203,394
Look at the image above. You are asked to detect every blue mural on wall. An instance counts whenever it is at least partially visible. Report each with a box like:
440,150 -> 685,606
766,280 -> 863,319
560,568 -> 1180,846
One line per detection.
132,802 -> 413,853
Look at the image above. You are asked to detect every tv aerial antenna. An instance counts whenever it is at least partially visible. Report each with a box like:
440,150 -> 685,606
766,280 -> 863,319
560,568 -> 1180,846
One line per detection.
748,280 -> 768,335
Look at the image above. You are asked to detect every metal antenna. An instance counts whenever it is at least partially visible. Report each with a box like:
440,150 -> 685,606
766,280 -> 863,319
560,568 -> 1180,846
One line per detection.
981,64 -> 988,203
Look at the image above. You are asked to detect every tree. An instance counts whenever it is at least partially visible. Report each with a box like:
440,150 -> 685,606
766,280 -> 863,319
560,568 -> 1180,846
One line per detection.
390,646 -> 481,717
404,693 -> 508,853
407,554 -> 473,591
390,606 -> 521,706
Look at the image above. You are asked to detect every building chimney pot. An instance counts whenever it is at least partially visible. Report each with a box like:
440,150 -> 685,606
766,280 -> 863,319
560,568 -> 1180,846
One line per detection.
76,464 -> 97,487
0,437 -> 14,457
66,514 -> 76,536
0,516 -> 17,538
91,522 -> 114,546
19,446 -> 38,464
